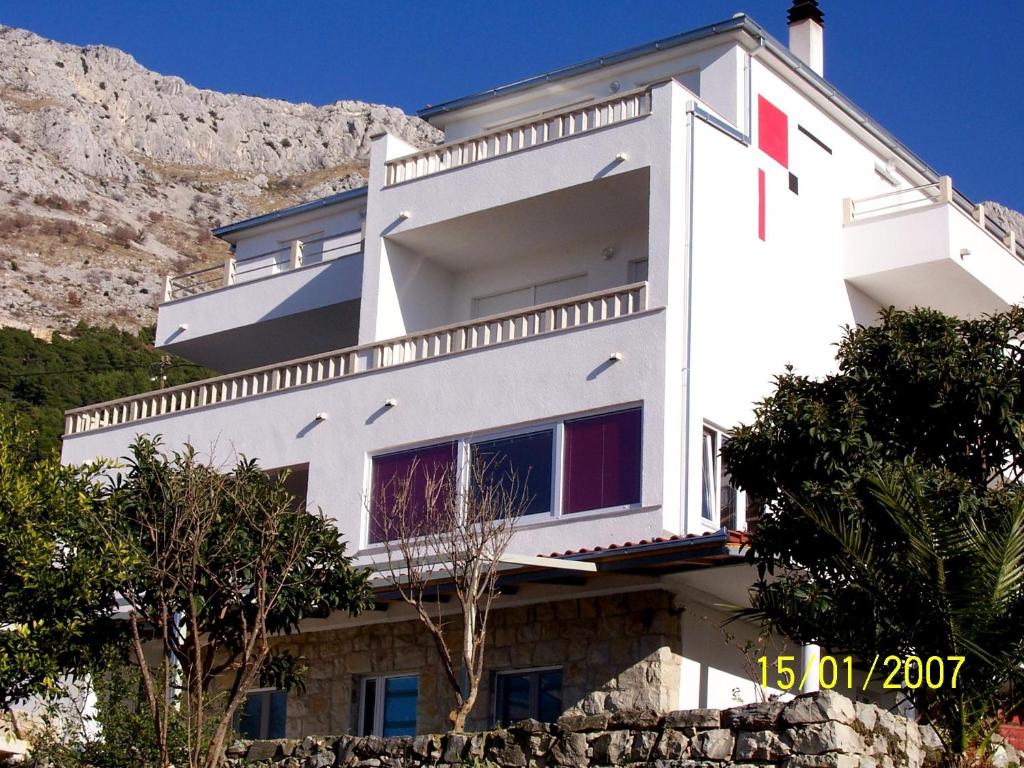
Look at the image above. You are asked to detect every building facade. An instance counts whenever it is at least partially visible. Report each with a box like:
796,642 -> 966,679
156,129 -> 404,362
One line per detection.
60,2 -> 1024,740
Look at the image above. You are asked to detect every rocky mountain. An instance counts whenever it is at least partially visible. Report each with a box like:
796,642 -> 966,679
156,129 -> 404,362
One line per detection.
0,24 -> 441,335
1,25 -> 1022,338
988,202 -> 1024,246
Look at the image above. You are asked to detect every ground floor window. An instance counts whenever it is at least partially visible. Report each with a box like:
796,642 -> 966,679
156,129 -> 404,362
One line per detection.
494,667 -> 563,725
359,674 -> 419,737
236,689 -> 287,740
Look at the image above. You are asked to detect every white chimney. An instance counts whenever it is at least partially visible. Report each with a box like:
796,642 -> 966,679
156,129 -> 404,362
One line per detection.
788,0 -> 825,76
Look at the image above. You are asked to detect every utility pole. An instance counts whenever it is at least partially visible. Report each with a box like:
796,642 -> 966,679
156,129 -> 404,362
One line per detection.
150,354 -> 171,389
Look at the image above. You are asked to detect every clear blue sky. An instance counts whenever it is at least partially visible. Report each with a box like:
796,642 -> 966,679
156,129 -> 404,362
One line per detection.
1,1 -> 1021,210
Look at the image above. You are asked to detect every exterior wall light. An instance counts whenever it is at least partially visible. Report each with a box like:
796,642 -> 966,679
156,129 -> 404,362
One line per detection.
602,246 -> 617,260
609,352 -> 623,361
315,412 -> 329,422
615,152 -> 629,162
177,323 -> 189,331
959,249 -> 970,259
398,211 -> 411,220
384,398 -> 398,408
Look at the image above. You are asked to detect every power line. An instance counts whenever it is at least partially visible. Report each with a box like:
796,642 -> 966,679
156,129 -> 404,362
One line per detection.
2,361 -> 206,380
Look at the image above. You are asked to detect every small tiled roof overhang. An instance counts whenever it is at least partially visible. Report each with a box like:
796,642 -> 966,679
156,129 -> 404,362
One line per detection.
372,528 -> 748,605
542,527 -> 749,577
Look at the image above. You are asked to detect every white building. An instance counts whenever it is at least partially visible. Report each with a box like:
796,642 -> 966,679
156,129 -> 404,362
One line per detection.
61,1 -> 1024,740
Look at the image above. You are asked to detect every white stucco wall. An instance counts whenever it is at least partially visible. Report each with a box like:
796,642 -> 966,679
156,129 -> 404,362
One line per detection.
64,311 -> 672,565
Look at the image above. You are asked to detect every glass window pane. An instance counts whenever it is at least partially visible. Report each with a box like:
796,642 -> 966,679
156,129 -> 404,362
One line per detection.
370,443 -> 457,543
701,429 -> 716,520
745,494 -> 762,530
496,673 -> 532,725
720,438 -> 737,528
267,691 -> 287,739
472,430 -> 553,515
563,408 -> 642,513
537,670 -> 563,723
360,679 -> 376,736
237,693 -> 262,740
382,676 -> 418,737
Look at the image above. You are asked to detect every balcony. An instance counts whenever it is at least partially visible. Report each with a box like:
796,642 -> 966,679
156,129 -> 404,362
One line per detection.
155,230 -> 363,372
65,282 -> 648,437
384,88 -> 652,186
843,178 -> 1024,317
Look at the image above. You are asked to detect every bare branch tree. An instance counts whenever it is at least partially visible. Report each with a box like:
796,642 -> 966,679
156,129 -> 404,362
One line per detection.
372,454 -> 528,732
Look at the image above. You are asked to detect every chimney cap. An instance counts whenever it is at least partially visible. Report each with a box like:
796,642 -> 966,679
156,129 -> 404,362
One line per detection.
788,0 -> 824,25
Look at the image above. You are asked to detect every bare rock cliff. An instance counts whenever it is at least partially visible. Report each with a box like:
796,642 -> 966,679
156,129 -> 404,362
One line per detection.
0,24 -> 441,333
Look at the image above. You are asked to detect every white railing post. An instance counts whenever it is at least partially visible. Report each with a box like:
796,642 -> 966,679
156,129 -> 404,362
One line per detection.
1007,231 -> 1018,253
842,198 -> 854,224
223,257 -> 236,287
937,175 -> 953,204
974,203 -> 987,228
290,239 -> 304,270
163,275 -> 173,302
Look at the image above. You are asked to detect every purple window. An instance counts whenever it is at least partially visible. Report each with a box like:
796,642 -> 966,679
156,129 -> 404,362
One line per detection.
562,408 -> 642,514
370,442 -> 457,543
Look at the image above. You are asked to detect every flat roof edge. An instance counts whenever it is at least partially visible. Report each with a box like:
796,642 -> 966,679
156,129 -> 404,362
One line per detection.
212,186 -> 369,240
417,15 -> 751,120
415,15 -> 947,191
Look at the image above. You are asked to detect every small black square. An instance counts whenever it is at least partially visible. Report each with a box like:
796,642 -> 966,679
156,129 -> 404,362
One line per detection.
788,172 -> 799,194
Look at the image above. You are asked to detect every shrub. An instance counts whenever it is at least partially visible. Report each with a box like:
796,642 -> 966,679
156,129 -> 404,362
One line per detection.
33,194 -> 72,211
109,224 -> 142,248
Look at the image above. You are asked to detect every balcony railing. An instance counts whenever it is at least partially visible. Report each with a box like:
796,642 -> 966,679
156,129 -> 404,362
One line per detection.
65,281 -> 649,437
163,229 -> 363,302
385,88 -> 652,186
844,176 -> 1024,261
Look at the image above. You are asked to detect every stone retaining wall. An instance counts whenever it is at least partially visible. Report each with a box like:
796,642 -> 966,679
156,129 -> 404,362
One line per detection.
226,691 -> 974,768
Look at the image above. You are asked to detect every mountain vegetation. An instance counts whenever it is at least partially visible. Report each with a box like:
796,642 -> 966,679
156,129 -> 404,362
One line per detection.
0,324 -> 213,460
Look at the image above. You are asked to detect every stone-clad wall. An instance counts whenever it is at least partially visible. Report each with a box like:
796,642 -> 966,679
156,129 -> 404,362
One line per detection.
227,691 -> 965,768
272,590 -> 682,736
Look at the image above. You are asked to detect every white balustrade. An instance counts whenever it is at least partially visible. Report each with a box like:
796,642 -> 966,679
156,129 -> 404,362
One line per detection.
64,282 -> 649,436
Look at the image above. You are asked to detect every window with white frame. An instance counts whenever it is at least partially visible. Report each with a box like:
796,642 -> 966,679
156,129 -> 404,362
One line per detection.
368,407 -> 643,544
471,429 -> 554,516
235,689 -> 287,740
702,424 -> 742,528
493,667 -> 563,726
359,674 -> 419,737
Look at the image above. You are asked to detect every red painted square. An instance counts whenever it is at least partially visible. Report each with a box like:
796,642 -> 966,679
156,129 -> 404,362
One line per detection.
758,169 -> 766,241
758,95 -> 789,168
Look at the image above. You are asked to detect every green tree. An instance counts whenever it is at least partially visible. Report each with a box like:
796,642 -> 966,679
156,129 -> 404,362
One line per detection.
724,307 -> 1024,759
94,436 -> 374,768
0,416 -> 124,709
